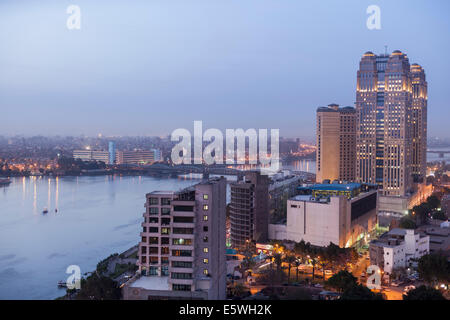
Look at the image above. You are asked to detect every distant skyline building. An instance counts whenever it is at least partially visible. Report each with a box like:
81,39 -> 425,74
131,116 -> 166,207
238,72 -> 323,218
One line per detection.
123,177 -> 227,300
316,104 -> 356,184
108,141 -> 116,165
355,50 -> 427,196
73,149 -> 110,164
230,171 -> 269,248
73,148 -> 161,165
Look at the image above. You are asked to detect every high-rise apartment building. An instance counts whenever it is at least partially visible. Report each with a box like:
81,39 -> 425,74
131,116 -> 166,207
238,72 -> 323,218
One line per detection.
230,171 -> 269,248
123,177 -> 227,300
355,50 -> 427,196
316,104 -> 356,183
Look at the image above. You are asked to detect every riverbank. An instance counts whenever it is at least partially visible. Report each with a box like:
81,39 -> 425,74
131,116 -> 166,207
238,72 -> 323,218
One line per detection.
57,245 -> 139,300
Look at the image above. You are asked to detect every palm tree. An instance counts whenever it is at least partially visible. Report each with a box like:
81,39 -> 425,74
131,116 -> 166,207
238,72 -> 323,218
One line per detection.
309,253 -> 318,281
284,254 -> 296,284
231,283 -> 247,298
273,253 -> 283,273
294,259 -> 301,283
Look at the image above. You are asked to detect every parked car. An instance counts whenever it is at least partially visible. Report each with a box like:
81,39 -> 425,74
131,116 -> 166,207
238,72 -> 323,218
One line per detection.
404,285 -> 416,293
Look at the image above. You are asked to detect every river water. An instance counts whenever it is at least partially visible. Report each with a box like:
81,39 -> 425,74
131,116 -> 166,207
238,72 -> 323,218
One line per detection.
0,160 -> 316,299
0,175 -> 201,299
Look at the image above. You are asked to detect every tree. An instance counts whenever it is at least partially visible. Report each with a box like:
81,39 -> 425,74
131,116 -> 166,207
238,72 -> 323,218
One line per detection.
403,285 -> 445,300
284,254 -> 296,284
418,253 -> 450,286
326,270 -> 358,293
432,210 -> 447,221
76,274 -> 121,300
231,283 -> 247,299
340,284 -> 384,300
294,259 -> 301,283
309,252 -> 318,281
426,195 -> 441,210
273,253 -> 283,273
399,216 -> 417,229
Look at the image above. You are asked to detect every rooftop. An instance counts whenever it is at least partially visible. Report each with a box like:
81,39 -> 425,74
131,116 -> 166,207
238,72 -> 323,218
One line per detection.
129,276 -> 170,291
298,182 -> 362,192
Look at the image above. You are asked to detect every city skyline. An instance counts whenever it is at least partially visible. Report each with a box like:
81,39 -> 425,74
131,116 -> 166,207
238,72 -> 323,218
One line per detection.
1,0 -> 450,138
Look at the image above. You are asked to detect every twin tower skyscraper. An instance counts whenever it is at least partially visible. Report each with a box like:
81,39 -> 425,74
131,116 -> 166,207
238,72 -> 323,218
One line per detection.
317,50 -> 428,197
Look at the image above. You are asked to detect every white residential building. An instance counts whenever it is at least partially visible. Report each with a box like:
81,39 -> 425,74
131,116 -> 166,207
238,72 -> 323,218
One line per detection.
369,228 -> 430,275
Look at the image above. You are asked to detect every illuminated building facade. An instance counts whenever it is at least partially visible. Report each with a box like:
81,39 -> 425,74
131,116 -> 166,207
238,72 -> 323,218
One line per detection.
316,104 -> 356,183
355,50 -> 427,196
410,64 -> 428,182
269,183 -> 378,248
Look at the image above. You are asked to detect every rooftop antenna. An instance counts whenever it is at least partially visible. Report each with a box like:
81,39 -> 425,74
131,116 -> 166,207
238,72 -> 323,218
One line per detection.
384,45 -> 388,55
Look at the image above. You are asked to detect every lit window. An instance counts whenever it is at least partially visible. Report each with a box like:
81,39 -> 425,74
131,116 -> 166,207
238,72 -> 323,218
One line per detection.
203,248 -> 208,253
203,194 -> 208,200
203,205 -> 208,211
203,269 -> 209,275
203,258 -> 209,264
203,215 -> 208,221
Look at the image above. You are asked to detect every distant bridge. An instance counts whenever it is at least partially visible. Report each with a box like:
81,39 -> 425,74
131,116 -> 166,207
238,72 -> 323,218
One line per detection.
427,150 -> 450,158
141,163 -> 245,180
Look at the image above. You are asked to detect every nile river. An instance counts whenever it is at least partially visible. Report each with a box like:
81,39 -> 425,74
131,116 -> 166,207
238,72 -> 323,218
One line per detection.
0,160 -> 315,299
0,175 -> 202,299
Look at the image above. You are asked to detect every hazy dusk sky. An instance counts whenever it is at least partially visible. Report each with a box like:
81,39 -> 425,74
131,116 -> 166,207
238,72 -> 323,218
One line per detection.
1,0 -> 449,138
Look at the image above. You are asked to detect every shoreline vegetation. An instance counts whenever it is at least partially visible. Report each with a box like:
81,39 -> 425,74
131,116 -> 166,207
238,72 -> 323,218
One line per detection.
56,245 -> 139,300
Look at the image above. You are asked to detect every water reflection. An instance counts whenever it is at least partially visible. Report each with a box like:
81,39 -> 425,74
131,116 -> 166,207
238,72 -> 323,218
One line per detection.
0,175 -> 199,299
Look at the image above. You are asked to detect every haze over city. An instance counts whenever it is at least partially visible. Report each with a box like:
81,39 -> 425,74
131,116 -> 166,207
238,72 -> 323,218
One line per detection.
1,0 -> 450,138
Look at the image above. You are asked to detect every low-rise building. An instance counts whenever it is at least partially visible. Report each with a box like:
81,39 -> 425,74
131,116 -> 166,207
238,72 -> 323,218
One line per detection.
369,228 -> 430,275
268,182 -> 378,248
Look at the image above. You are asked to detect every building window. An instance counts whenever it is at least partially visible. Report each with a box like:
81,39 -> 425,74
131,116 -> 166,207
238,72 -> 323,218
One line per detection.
172,238 -> 193,246
161,208 -> 171,215
203,269 -> 209,276
149,207 -> 159,215
172,261 -> 193,268
161,227 -> 170,235
173,284 -> 191,291
161,198 -> 171,206
149,197 -> 158,205
203,248 -> 208,253
203,215 -> 208,221
203,236 -> 208,243
172,250 -> 192,257
161,247 -> 169,255
173,228 -> 194,235
203,205 -> 208,211
203,194 -> 209,200
203,226 -> 208,232
171,272 -> 192,279
149,227 -> 158,233
203,258 -> 209,264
